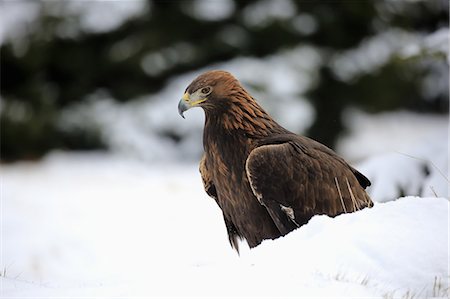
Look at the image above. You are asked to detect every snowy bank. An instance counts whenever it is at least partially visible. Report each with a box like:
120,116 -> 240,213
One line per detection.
1,153 -> 448,297
245,196 -> 449,297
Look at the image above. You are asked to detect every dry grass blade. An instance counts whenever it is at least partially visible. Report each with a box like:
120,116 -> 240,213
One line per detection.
346,177 -> 360,211
334,177 -> 347,213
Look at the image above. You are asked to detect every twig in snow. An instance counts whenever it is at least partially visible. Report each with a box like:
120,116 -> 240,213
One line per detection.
395,151 -> 449,185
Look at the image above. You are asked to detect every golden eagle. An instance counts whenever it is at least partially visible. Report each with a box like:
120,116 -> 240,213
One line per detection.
178,70 -> 373,252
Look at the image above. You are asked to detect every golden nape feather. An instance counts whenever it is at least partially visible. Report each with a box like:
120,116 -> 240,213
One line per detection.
178,70 -> 373,252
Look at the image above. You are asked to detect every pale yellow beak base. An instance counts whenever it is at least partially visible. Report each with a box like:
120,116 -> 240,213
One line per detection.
178,92 -> 207,118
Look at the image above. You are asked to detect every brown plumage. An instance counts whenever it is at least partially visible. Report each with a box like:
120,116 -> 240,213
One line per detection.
178,70 -> 373,252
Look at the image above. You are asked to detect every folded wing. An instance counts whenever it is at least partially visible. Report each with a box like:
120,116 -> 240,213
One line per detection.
245,139 -> 373,235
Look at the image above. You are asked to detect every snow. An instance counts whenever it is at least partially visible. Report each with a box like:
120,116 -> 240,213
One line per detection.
330,27 -> 449,82
249,197 -> 448,291
0,1 -> 40,45
1,152 -> 449,297
337,109 -> 448,202
187,0 -> 236,21
291,13 -> 318,36
0,1 -> 148,44
242,0 -> 297,28
424,27 -> 449,58
49,0 -> 148,35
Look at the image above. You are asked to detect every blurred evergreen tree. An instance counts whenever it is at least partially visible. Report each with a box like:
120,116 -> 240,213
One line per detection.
1,0 -> 448,161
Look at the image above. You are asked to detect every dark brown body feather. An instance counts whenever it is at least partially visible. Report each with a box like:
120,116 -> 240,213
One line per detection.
186,71 -> 373,251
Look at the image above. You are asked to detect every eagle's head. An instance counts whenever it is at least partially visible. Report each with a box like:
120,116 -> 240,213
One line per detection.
178,70 -> 279,136
177,70 -> 241,118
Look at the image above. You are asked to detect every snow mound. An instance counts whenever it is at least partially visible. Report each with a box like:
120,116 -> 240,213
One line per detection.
244,197 -> 449,296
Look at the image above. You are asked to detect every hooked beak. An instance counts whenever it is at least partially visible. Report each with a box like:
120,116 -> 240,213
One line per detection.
178,94 -> 190,119
178,92 -> 207,119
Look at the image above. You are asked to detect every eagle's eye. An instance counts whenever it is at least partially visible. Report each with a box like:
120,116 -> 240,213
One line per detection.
200,86 -> 212,95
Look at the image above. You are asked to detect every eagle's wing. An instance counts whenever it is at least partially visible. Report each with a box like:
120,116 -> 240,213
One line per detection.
199,154 -> 217,200
245,141 -> 372,235
199,154 -> 242,251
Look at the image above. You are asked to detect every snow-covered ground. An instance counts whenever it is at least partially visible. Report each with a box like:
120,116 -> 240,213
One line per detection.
1,150 -> 449,298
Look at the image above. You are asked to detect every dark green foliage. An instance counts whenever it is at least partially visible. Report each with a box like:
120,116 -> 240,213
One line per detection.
1,0 -> 448,160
